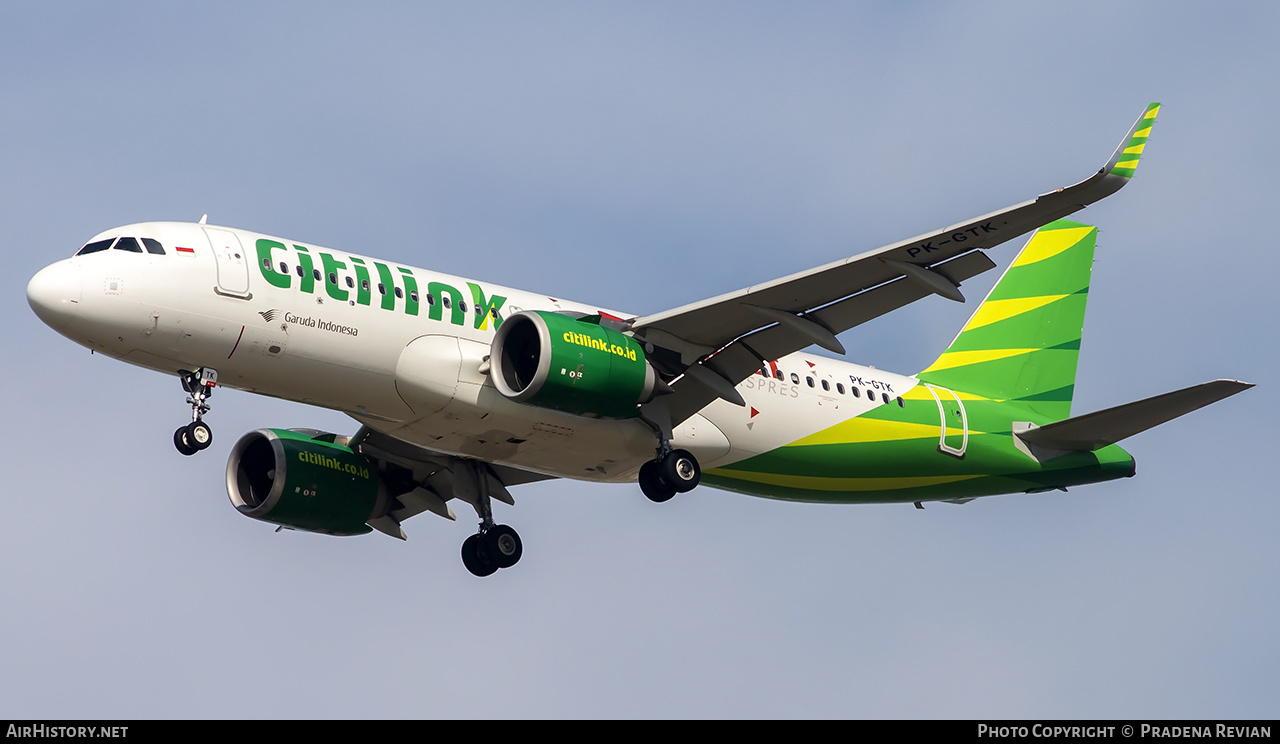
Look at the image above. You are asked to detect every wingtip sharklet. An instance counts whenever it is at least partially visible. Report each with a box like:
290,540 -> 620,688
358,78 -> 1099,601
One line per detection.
1037,102 -> 1161,203
1105,102 -> 1161,179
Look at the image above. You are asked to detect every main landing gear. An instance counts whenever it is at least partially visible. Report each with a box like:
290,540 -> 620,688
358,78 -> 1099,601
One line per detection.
636,397 -> 702,502
461,524 -> 523,577
454,459 -> 523,577
174,367 -> 217,456
638,447 -> 701,503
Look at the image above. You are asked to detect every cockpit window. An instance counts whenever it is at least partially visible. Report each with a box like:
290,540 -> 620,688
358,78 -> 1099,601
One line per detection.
76,239 -> 115,255
77,236 -> 166,256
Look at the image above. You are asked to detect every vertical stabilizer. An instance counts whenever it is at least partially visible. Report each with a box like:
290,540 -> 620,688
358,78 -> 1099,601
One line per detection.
917,220 -> 1098,420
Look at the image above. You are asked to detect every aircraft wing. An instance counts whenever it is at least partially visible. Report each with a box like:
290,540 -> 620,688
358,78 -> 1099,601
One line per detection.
630,103 -> 1161,425
348,427 -> 556,539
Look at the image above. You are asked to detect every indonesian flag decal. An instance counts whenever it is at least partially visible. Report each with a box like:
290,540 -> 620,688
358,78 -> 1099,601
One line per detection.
175,246 -> 196,256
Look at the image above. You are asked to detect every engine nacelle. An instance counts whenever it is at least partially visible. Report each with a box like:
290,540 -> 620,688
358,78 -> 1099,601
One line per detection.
490,310 -> 657,419
225,429 -> 388,536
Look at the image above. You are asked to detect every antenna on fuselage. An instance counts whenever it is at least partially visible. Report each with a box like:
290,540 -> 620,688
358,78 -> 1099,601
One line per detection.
199,214 -> 208,225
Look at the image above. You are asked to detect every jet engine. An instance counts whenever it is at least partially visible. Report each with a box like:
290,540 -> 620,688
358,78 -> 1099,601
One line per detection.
489,310 -> 658,418
225,429 -> 389,536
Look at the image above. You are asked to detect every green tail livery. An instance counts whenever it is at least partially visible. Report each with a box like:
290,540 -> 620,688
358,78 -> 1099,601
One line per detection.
703,217 -> 1250,504
28,102 -> 1253,576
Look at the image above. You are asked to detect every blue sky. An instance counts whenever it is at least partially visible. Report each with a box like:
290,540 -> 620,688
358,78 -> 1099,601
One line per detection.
2,2 -> 1276,718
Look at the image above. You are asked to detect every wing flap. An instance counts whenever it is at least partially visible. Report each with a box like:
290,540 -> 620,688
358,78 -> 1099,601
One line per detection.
667,250 -> 995,423
351,427 -> 557,534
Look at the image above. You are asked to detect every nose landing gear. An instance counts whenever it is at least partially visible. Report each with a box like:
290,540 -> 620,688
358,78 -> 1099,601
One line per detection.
174,368 -> 217,456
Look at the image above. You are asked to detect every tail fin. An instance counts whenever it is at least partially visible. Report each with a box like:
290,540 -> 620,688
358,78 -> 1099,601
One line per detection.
917,220 -> 1098,420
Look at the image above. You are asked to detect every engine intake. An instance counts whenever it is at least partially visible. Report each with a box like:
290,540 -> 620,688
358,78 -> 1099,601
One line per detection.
490,310 -> 657,418
226,429 -> 387,536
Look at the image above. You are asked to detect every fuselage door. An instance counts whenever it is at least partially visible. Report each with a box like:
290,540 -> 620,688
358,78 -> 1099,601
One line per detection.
923,383 -> 968,458
203,228 -> 251,298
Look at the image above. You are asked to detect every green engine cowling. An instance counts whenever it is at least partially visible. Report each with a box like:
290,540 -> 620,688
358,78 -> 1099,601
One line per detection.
225,429 -> 388,536
490,310 -> 657,419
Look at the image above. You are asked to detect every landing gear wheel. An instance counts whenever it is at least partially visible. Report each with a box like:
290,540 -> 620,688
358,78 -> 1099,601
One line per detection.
639,460 -> 676,503
173,426 -> 197,456
660,449 -> 701,493
485,524 -> 523,568
175,367 -> 218,456
461,533 -> 498,577
185,421 -> 213,451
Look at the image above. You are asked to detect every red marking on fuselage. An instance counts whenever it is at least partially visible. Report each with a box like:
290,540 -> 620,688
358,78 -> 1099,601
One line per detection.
227,325 -> 244,358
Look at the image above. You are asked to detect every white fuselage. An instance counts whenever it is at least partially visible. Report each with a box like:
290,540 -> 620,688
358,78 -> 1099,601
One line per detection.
28,222 -> 919,482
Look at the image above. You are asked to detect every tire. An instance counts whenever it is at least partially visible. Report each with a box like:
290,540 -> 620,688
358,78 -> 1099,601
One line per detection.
186,421 -> 213,450
461,533 -> 498,577
174,426 -> 197,456
660,449 -> 700,493
485,524 -> 523,569
638,460 -> 676,503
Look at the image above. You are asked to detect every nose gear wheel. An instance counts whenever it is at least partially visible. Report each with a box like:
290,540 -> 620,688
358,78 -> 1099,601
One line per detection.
173,367 -> 217,455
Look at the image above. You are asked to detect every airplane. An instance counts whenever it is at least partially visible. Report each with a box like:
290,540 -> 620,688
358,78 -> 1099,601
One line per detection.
26,102 -> 1252,577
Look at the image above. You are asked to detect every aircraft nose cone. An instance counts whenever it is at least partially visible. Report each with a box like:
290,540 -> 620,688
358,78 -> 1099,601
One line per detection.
28,261 -> 82,331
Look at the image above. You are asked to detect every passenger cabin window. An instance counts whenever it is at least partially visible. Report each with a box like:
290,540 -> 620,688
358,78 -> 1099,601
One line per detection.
837,383 -> 845,394
790,373 -> 799,384
773,369 -> 783,381
806,377 -> 815,388
821,380 -> 830,392
852,387 -> 860,398
395,287 -> 404,299
142,238 -> 165,255
113,237 -> 143,253
346,276 -> 355,289
897,396 -> 905,408
76,239 -> 115,255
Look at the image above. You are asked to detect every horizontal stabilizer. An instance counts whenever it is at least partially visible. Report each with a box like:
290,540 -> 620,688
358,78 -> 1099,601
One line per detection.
1017,379 -> 1253,452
